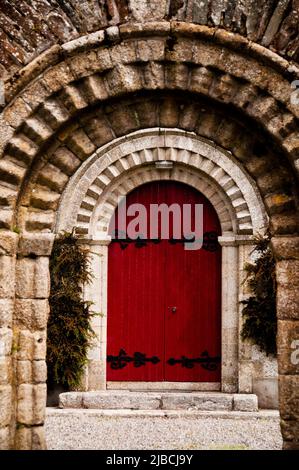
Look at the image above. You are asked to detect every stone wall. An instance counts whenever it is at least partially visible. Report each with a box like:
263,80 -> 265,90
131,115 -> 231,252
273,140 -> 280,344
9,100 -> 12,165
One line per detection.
251,349 -> 278,409
0,231 -> 17,449
238,243 -> 279,409
0,3 -> 298,450
0,233 -> 53,449
0,1 -> 298,82
273,237 -> 299,450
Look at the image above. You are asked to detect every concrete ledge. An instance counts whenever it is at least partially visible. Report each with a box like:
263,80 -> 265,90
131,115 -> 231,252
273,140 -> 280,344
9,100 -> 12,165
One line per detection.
162,393 -> 232,411
233,394 -> 258,412
59,391 -> 259,412
47,407 -> 279,420
59,392 -> 83,409
83,391 -> 161,410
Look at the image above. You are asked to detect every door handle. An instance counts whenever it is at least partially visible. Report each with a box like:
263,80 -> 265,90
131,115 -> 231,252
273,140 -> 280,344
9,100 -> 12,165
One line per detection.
169,306 -> 177,313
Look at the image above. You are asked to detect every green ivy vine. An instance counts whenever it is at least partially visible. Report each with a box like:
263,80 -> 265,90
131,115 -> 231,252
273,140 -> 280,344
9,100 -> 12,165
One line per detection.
241,232 -> 277,356
47,232 -> 96,389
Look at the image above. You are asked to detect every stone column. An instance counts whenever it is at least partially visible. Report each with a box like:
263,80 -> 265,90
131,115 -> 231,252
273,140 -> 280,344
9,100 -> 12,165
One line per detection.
80,239 -> 110,391
218,235 -> 239,393
238,241 -> 255,393
13,233 -> 54,450
0,231 -> 18,450
272,236 -> 299,450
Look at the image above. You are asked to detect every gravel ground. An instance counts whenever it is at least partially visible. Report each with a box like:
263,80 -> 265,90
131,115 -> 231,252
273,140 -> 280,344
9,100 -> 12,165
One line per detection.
46,409 -> 282,450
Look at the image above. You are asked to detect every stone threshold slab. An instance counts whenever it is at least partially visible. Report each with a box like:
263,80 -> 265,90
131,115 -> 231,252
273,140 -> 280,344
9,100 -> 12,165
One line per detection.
47,408 -> 278,420
58,392 -> 259,412
107,382 -> 221,391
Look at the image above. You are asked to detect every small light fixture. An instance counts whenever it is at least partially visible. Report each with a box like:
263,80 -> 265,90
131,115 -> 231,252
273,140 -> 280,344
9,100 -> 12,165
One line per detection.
155,161 -> 174,169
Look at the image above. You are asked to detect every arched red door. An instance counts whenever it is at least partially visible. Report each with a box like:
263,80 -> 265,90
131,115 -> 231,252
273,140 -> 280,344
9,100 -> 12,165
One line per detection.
107,181 -> 221,383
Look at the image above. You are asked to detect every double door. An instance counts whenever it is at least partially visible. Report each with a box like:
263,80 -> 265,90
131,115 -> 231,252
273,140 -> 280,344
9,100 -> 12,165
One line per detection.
107,181 -> 221,383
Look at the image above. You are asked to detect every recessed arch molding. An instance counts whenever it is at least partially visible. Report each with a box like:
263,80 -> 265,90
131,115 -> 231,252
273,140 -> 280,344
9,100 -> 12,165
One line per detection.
56,129 -> 267,238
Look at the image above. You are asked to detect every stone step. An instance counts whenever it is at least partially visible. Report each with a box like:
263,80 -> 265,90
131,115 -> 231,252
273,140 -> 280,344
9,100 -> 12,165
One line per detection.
59,391 -> 258,412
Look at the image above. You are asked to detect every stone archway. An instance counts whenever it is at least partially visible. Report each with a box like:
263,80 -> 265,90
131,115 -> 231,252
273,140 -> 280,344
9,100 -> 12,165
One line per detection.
56,129 -> 267,237
55,128 -> 268,395
0,20 -> 298,449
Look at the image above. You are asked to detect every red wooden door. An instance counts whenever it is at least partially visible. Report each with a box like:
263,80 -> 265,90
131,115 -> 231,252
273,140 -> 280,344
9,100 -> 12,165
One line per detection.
107,181 -> 221,382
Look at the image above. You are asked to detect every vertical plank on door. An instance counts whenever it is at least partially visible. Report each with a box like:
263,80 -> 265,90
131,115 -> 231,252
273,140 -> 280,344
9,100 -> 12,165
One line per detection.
107,181 -> 221,382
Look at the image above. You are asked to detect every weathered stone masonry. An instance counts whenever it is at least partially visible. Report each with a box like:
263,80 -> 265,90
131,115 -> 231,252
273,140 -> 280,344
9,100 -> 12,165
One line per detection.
0,1 -> 298,450
0,0 -> 299,82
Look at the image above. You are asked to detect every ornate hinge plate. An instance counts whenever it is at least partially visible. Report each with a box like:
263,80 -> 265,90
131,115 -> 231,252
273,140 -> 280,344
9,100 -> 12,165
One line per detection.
107,349 -> 160,369
167,351 -> 221,370
110,230 -> 220,252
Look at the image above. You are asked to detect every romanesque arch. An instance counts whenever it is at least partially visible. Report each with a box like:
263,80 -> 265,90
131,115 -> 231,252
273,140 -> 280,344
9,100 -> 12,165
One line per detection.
53,128 -> 267,399
0,7 -> 298,449
57,130 -> 266,236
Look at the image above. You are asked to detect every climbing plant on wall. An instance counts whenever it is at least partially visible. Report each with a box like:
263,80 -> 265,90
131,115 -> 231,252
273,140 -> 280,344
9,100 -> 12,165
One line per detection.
47,232 -> 96,389
241,232 -> 277,356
